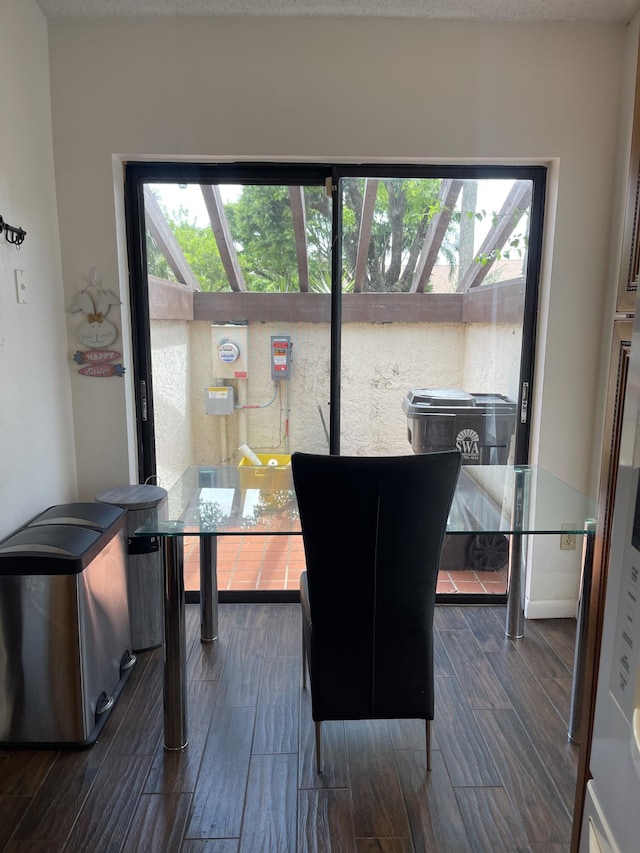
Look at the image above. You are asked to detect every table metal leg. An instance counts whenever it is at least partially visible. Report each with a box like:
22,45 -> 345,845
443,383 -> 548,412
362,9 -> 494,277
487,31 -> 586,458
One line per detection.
199,536 -> 219,644
506,467 -> 531,639
506,532 -> 526,639
163,534 -> 188,751
568,519 -> 597,743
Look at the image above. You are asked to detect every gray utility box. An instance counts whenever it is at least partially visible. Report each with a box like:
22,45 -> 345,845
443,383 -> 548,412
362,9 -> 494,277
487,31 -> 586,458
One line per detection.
96,484 -> 167,652
402,388 -> 517,465
0,503 -> 135,748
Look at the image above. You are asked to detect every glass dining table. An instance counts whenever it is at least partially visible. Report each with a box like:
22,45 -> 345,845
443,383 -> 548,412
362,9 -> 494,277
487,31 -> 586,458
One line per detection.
136,463 -> 597,751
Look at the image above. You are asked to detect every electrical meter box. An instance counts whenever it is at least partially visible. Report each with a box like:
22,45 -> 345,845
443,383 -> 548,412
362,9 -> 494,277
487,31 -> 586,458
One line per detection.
205,386 -> 235,415
271,335 -> 292,380
211,323 -> 249,379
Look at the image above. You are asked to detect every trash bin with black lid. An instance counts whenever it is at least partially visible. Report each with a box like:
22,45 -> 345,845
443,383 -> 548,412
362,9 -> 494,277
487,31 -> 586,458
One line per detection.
402,387 -> 517,465
0,503 -> 135,747
96,484 -> 167,652
402,387 -> 516,572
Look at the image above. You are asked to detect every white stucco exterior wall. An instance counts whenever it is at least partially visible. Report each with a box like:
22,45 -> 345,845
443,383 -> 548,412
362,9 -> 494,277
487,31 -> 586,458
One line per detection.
150,319 -> 194,491
152,317 -> 519,491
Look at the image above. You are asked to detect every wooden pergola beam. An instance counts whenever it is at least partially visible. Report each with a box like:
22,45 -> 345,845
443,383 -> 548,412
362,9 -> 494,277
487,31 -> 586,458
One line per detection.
410,179 -> 464,293
354,179 -> 379,292
200,184 -> 246,292
185,281 -> 524,326
456,182 -> 533,293
147,275 -> 194,320
143,186 -> 201,291
289,186 -> 310,292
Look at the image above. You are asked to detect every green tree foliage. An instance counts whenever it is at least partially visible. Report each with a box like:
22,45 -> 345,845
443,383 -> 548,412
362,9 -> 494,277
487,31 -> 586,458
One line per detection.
146,203 -> 229,292
224,178 -> 446,293
146,234 -> 175,283
341,178 -> 444,292
147,179 -> 527,294
226,185 -> 331,292
173,213 -> 228,290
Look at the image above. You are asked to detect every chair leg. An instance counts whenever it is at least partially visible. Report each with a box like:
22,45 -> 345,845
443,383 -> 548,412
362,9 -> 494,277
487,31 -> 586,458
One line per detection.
426,720 -> 432,771
315,721 -> 323,774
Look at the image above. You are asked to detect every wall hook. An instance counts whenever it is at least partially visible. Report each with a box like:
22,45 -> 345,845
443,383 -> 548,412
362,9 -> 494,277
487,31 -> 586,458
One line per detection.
0,214 -> 27,248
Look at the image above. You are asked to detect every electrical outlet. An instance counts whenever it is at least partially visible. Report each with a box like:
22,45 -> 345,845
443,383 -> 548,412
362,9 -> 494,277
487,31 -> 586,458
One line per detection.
560,523 -> 577,550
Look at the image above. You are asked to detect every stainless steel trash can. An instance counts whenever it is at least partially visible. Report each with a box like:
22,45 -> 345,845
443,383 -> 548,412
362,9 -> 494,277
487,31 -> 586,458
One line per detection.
96,484 -> 167,652
0,504 -> 135,747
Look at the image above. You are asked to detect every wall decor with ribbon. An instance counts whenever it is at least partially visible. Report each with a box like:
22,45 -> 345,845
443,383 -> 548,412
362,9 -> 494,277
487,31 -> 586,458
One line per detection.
70,268 -> 126,377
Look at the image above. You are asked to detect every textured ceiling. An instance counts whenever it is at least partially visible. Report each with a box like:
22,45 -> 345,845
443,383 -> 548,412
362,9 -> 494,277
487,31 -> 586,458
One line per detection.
32,0 -> 640,25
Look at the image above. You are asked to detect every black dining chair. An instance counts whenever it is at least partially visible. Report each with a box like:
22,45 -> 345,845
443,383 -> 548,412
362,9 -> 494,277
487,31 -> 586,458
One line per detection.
291,450 -> 462,774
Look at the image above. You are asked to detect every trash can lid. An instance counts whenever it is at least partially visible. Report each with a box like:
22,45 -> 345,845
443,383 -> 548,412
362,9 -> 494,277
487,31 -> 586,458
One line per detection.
403,388 -> 476,408
28,502 -> 125,530
96,484 -> 168,511
0,524 -> 104,575
467,392 -> 515,410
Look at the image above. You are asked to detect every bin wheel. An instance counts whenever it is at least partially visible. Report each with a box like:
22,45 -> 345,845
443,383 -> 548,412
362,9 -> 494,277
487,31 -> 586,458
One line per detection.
469,534 -> 509,571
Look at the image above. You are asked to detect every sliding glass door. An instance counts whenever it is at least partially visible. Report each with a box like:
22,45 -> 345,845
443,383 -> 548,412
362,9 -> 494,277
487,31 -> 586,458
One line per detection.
334,167 -> 543,595
124,162 -> 545,600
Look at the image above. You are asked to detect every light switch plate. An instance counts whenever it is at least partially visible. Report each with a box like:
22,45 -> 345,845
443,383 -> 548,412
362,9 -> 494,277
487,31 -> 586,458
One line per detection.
15,269 -> 27,303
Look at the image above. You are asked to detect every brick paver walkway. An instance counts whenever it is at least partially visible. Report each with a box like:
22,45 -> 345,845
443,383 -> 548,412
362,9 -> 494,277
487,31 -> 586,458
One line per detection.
183,536 -> 508,594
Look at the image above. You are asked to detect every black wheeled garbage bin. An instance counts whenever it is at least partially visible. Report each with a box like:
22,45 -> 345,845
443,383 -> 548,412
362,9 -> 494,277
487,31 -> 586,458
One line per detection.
0,503 -> 135,747
96,484 -> 168,652
402,387 -> 516,572
402,387 -> 516,464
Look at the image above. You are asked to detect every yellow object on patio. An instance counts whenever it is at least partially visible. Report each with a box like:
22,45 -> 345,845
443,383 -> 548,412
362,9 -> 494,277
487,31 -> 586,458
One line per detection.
238,452 -> 293,493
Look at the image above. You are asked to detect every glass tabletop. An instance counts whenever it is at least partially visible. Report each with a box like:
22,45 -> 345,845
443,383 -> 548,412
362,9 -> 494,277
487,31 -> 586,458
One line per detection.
136,463 -> 597,537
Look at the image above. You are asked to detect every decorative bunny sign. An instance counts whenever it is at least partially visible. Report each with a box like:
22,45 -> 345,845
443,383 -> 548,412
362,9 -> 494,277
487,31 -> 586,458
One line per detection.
71,269 -> 125,377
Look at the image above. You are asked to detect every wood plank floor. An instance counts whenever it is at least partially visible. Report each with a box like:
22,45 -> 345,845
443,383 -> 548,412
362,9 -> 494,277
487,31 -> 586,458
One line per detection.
0,604 -> 580,852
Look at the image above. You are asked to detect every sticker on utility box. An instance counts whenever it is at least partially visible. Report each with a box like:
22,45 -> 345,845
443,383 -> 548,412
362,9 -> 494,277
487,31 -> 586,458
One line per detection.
205,387 -> 234,415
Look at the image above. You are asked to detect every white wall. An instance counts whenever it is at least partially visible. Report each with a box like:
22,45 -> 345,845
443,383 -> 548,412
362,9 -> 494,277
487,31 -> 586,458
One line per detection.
0,0 -> 76,539
19,11 -> 632,616
46,16 -> 624,503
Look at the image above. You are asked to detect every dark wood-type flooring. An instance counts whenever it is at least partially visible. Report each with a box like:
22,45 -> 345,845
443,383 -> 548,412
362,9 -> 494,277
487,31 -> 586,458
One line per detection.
0,603 -> 579,852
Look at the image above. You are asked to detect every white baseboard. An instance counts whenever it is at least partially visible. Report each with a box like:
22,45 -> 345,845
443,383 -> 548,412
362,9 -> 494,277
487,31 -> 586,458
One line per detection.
524,598 -> 578,620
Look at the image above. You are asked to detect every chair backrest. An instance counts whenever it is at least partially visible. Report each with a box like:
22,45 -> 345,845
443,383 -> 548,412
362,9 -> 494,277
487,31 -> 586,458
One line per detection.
291,450 -> 461,722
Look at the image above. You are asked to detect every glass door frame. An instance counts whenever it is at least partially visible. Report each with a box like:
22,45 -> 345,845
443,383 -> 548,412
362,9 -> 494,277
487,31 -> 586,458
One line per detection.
124,160 -> 546,602
327,163 -> 546,462
124,161 -> 333,482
